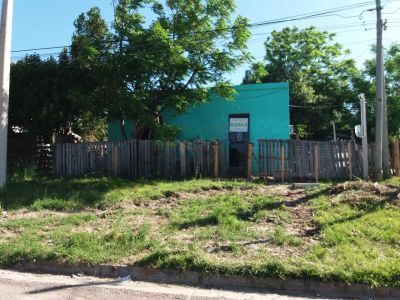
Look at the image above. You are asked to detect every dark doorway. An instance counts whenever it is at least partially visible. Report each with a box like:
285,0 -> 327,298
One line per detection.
228,114 -> 250,177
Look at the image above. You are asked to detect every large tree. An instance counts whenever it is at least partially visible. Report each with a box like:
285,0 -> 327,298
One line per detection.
72,0 -> 250,139
243,27 -> 359,139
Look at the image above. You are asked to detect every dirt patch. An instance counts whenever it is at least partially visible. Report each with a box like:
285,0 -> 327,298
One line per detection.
0,210 -> 71,221
0,228 -> 22,242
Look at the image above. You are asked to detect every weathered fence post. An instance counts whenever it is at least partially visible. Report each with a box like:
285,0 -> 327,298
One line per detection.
180,142 -> 187,177
213,141 -> 219,178
247,142 -> 253,179
314,143 -> 319,182
53,143 -> 60,176
393,139 -> 400,176
281,143 -> 285,182
348,142 -> 353,180
113,144 -> 119,176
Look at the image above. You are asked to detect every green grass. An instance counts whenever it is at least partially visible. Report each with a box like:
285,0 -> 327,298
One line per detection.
1,175 -> 400,287
0,175 -> 256,211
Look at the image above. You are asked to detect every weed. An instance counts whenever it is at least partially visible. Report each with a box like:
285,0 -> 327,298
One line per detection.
269,226 -> 301,246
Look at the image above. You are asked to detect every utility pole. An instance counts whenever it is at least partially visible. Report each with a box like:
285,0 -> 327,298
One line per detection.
382,76 -> 391,178
374,0 -> 384,180
0,0 -> 13,189
359,93 -> 369,179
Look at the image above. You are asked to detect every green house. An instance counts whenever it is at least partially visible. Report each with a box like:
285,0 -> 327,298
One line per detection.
109,82 -> 290,175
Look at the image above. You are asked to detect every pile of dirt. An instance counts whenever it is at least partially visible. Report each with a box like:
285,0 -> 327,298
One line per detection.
329,181 -> 397,195
329,181 -> 399,207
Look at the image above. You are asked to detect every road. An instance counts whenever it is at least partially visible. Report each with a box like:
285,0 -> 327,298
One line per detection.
0,269 -> 335,300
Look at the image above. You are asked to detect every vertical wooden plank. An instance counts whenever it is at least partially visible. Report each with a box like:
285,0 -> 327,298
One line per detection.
113,144 -> 119,176
84,143 -> 89,174
207,142 -> 211,176
74,143 -> 77,176
120,141 -> 124,176
77,143 -> 80,176
54,143 -> 58,176
180,142 -> 187,177
396,140 -> 400,176
259,140 -> 263,176
348,142 -> 353,180
128,140 -> 132,177
314,143 -> 319,182
265,141 -> 269,176
145,140 -> 151,178
62,144 -> 65,176
67,144 -> 72,176
70,144 -> 74,176
213,141 -> 219,178
65,144 -> 69,176
133,140 -> 137,178
393,139 -> 400,176
164,142 -> 169,178
281,143 -> 285,182
247,142 -> 253,179
79,143 -> 83,175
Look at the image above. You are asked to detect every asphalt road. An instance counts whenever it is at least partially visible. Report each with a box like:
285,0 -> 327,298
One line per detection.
0,269 -> 335,300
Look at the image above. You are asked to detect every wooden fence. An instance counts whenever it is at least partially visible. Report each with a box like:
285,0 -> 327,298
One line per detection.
258,139 -> 363,180
53,140 -> 228,178
50,138 -> 400,180
392,139 -> 400,176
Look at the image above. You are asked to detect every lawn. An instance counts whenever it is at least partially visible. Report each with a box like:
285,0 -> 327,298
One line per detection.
0,172 -> 400,288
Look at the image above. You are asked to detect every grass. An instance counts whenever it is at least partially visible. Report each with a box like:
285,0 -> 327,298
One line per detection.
1,174 -> 400,287
0,175 -> 256,211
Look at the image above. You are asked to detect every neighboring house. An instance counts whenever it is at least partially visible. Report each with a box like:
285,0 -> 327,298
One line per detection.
109,82 -> 290,175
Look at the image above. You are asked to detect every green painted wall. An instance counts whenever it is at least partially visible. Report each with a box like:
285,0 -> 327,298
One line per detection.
108,119 -> 136,141
164,82 -> 289,141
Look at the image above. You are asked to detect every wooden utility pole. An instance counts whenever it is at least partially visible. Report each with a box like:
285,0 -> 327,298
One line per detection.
374,0 -> 384,180
0,0 -> 13,189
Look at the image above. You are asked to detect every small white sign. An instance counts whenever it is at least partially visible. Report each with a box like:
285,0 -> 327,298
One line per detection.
230,118 -> 248,132
355,124 -> 364,138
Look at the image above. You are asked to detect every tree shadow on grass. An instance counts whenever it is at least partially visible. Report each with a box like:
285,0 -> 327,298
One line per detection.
175,215 -> 219,229
0,175 -> 144,211
236,187 -> 331,222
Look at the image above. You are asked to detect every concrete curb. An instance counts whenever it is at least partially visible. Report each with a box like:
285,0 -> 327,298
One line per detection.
12,263 -> 400,300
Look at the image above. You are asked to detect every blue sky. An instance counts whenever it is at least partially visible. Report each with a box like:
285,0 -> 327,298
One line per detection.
11,0 -> 400,84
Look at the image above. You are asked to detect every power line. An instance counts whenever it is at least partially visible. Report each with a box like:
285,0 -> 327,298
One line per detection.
11,45 -> 70,53
290,104 -> 344,109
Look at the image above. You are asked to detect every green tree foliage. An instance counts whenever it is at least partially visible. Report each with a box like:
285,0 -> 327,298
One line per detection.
362,43 -> 400,139
9,50 -> 108,142
243,27 -> 359,139
72,0 -> 250,139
